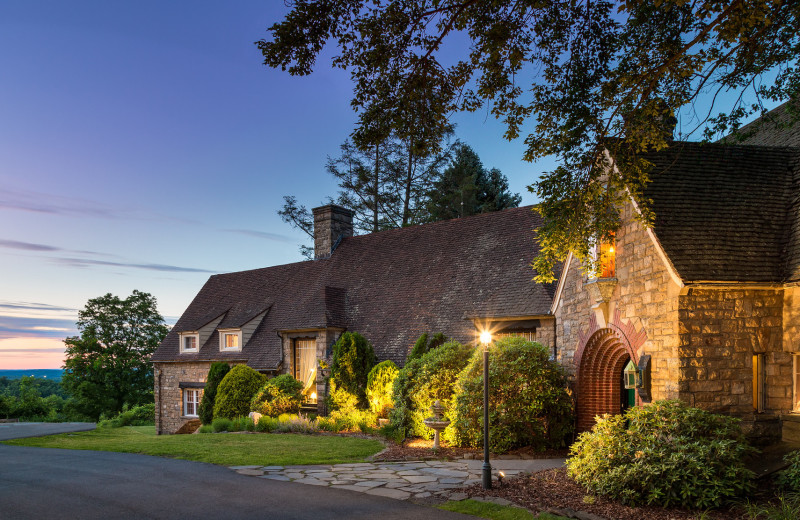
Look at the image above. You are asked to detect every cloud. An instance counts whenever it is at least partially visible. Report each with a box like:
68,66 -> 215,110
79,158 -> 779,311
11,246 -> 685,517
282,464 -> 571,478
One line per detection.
0,348 -> 66,353
222,228 -> 294,243
0,239 -> 60,252
0,338 -> 67,369
0,186 -> 128,219
0,301 -> 77,314
0,316 -> 78,340
54,257 -> 216,273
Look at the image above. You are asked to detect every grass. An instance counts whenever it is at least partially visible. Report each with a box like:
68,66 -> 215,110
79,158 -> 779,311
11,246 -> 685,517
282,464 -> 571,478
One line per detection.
2,426 -> 385,466
438,500 -> 569,520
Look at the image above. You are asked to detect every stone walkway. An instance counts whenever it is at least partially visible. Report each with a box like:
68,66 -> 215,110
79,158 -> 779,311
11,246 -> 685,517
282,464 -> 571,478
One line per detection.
231,458 -> 565,502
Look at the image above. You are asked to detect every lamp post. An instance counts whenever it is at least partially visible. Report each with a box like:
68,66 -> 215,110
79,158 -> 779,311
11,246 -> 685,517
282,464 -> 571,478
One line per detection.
480,330 -> 492,489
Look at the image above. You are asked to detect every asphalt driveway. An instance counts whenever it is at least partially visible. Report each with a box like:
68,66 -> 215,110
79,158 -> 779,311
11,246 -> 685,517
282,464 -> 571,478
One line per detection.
0,444 -> 473,519
0,421 -> 96,440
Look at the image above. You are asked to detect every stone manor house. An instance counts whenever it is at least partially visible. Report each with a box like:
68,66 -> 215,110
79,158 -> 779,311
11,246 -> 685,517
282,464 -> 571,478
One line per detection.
152,103 -> 800,443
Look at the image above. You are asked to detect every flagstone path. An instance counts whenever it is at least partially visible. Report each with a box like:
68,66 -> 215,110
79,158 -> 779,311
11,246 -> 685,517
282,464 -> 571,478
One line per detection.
230,458 -> 565,502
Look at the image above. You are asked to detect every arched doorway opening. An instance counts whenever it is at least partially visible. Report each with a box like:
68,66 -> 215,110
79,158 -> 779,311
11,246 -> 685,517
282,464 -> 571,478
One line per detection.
576,329 -> 637,432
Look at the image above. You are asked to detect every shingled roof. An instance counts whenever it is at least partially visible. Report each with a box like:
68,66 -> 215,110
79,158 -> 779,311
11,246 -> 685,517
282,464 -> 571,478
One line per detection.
722,100 -> 800,148
152,206 -> 556,369
642,141 -> 800,283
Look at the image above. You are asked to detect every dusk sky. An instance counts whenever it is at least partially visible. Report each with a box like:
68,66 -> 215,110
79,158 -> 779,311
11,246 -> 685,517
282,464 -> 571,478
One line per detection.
1,2 -> 778,370
0,1 -> 556,369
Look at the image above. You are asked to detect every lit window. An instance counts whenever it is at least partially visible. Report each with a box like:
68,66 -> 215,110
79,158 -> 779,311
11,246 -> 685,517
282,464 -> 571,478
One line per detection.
599,236 -> 616,278
179,333 -> 199,353
183,389 -> 201,417
793,355 -> 800,412
294,338 -> 317,404
753,353 -> 765,413
219,330 -> 242,351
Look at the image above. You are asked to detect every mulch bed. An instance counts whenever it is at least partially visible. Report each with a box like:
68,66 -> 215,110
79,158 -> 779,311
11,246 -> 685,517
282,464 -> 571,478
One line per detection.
461,468 -> 748,520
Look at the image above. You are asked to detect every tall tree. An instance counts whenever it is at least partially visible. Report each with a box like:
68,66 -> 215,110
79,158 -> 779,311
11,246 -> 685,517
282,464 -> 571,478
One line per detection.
62,290 -> 169,419
427,142 -> 521,220
258,0 -> 799,280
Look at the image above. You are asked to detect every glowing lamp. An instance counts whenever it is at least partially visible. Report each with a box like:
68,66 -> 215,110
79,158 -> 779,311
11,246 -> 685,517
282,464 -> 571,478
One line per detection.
310,392 -> 317,400
480,331 -> 492,346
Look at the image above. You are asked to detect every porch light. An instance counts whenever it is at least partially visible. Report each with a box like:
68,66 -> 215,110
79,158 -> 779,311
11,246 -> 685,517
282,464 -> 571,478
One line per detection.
480,331 -> 492,490
624,359 -> 638,390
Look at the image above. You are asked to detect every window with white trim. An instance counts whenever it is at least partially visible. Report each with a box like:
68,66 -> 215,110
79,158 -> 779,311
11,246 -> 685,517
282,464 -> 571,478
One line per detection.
179,332 -> 199,353
183,389 -> 201,417
219,329 -> 242,352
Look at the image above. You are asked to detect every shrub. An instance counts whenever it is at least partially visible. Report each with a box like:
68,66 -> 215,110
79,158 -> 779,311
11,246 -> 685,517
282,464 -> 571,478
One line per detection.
98,403 -> 156,428
211,417 -> 233,432
199,362 -> 230,425
330,332 -> 375,408
390,340 -> 474,439
778,450 -> 800,492
366,360 -> 399,418
213,365 -> 266,420
445,337 -> 573,452
197,424 -> 213,433
407,332 -> 447,362
275,414 -> 318,434
567,400 -> 755,509
251,374 -> 304,417
316,416 -> 342,433
255,415 -> 278,433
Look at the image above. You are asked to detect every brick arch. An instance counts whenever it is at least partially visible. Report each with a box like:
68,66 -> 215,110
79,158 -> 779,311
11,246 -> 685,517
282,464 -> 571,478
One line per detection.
575,329 -> 638,432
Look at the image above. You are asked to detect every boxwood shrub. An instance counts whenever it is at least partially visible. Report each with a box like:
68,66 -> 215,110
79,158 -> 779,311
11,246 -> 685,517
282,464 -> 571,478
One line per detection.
445,336 -> 573,452
390,340 -> 473,439
199,362 -> 230,425
213,365 -> 266,420
366,360 -> 399,418
567,399 -> 755,509
250,374 -> 304,417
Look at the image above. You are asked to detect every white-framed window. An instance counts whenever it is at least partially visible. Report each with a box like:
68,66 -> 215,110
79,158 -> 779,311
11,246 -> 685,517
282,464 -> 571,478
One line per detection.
183,389 -> 201,417
793,354 -> 800,412
179,332 -> 199,353
219,329 -> 242,352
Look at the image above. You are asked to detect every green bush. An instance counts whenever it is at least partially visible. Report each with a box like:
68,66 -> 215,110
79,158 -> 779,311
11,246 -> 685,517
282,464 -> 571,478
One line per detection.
255,415 -> 278,433
390,340 -> 474,439
251,374 -> 304,417
567,399 -> 755,509
445,337 -> 573,452
198,424 -> 213,433
230,416 -> 255,432
275,414 -> 318,434
211,417 -> 233,432
407,332 -> 447,362
778,450 -> 800,492
199,362 -> 230,425
330,332 -> 376,408
366,360 -> 399,418
98,403 -> 156,428
213,365 -> 266,420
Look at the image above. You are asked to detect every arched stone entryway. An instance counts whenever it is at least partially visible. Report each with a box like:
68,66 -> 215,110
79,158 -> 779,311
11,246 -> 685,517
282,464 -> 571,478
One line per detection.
575,328 -> 638,432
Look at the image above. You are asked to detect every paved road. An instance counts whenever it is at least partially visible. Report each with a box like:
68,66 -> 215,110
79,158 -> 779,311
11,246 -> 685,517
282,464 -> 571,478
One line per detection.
0,421 -> 96,440
0,445 -> 473,519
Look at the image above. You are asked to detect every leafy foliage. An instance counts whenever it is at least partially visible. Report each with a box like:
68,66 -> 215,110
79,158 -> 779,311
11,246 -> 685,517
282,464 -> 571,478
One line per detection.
446,337 -> 573,452
365,360 -> 399,418
427,142 -> 521,221
390,340 -> 473,439
567,400 -> 755,509
259,1 -> 799,281
777,450 -> 800,493
213,365 -> 266,420
62,290 -> 169,419
329,332 -> 376,409
407,332 -> 448,362
199,362 -> 231,425
251,374 -> 304,417
98,403 -> 155,428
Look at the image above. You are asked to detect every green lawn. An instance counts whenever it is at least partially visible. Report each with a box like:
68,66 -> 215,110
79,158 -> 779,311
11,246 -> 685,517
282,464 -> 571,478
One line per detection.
439,500 -> 569,520
3,426 -> 385,466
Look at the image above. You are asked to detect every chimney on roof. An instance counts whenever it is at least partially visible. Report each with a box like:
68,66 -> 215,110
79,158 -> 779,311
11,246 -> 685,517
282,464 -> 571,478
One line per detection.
312,204 -> 354,259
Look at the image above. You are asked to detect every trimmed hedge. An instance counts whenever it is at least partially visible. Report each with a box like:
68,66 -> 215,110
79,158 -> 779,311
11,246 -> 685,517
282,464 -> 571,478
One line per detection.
199,362 -> 231,425
390,340 -> 473,439
445,336 -> 573,452
330,332 -> 375,409
213,365 -> 266,420
366,360 -> 399,418
567,399 -> 755,509
251,374 -> 304,417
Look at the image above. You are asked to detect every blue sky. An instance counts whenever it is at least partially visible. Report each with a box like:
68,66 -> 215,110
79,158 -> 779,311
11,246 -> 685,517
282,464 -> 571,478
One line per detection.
0,1 -> 556,369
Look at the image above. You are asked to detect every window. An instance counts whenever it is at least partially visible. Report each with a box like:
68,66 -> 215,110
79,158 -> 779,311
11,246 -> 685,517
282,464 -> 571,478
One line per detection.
588,233 -> 616,279
294,338 -> 317,404
753,353 -> 765,413
179,332 -> 199,353
219,329 -> 242,352
793,355 -> 800,412
183,389 -> 201,417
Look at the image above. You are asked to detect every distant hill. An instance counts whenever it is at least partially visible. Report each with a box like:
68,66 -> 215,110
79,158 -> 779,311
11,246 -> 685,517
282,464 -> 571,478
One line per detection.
0,369 -> 63,382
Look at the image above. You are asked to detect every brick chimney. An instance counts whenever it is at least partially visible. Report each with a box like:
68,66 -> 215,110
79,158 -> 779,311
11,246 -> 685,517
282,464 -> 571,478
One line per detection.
312,205 -> 354,259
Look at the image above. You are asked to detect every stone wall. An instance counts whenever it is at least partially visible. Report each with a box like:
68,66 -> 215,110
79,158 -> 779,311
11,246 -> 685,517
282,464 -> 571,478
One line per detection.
555,201 -> 682,403
154,361 -> 211,435
678,288 -> 790,416
535,317 -> 556,357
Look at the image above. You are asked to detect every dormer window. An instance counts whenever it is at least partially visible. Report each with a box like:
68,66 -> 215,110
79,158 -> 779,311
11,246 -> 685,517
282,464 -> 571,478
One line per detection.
179,332 -> 199,353
219,329 -> 242,352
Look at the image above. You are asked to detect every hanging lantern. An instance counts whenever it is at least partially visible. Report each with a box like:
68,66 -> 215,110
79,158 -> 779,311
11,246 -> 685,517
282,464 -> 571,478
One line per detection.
624,359 -> 638,390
